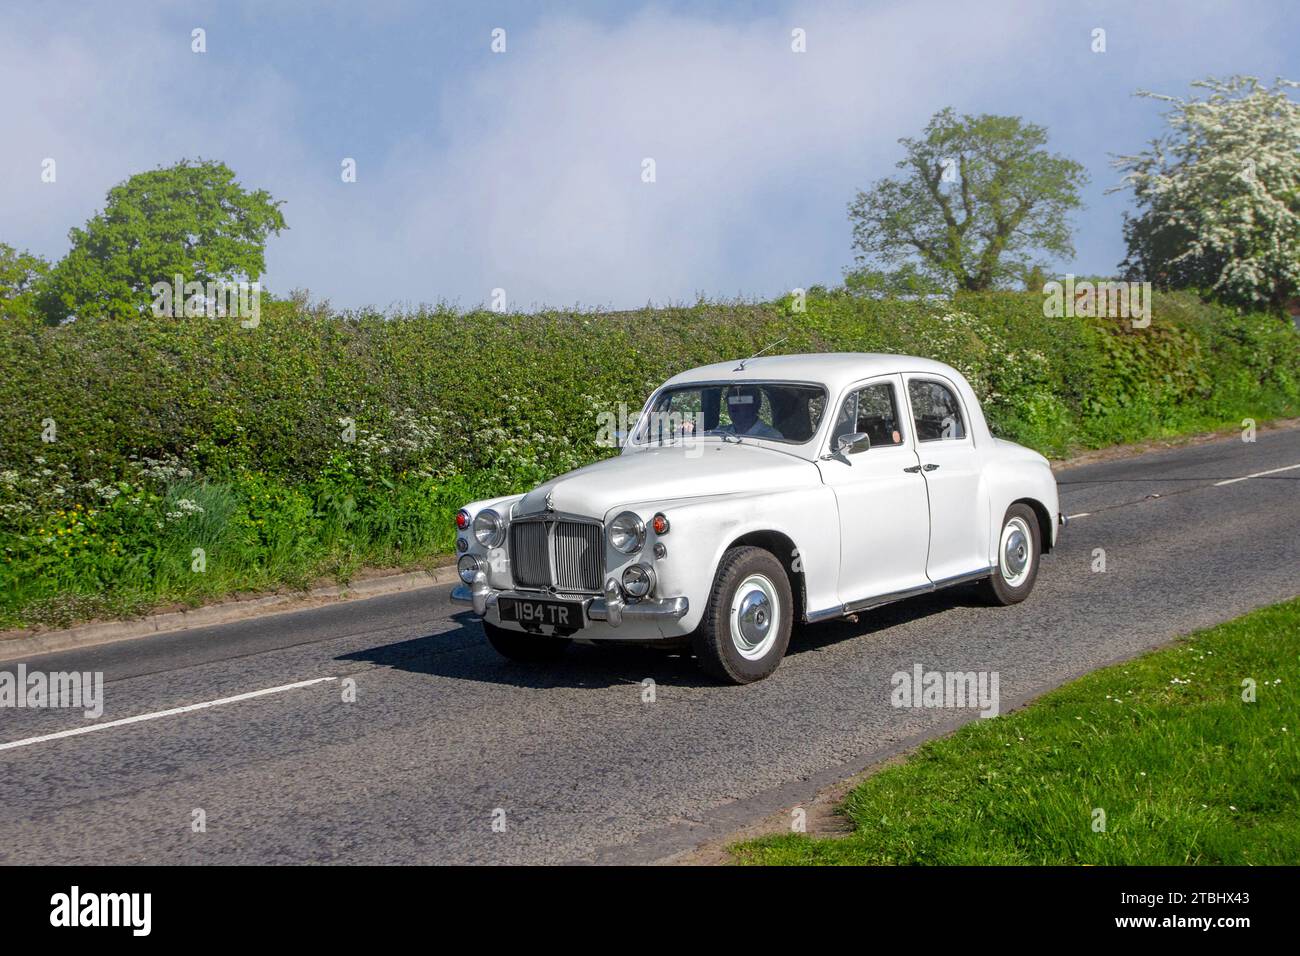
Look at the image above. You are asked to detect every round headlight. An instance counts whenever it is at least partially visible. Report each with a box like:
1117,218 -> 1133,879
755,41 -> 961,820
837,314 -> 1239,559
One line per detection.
472,508 -> 505,548
457,554 -> 484,584
621,563 -> 655,599
608,511 -> 645,554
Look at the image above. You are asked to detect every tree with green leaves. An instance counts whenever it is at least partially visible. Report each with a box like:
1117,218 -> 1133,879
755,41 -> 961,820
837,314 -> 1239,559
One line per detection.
1114,76 -> 1300,313
842,262 -> 947,299
848,109 -> 1087,292
0,244 -> 51,323
0,243 -> 49,298
38,159 -> 286,323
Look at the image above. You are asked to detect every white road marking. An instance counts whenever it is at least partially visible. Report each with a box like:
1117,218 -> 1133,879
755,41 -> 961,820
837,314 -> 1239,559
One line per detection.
0,676 -> 337,753
1066,460 -> 1300,517
1213,462 -> 1300,486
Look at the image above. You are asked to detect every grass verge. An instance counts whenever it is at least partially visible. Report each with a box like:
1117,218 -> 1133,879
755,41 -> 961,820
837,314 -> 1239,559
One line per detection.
732,597 -> 1300,865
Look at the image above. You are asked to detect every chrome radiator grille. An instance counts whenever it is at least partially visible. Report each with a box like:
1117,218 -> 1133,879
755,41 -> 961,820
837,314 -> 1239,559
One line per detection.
510,521 -> 551,589
509,518 -> 604,592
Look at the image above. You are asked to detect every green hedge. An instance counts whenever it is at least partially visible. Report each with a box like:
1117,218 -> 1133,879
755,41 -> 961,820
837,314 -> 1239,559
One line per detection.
1,290 -> 1296,627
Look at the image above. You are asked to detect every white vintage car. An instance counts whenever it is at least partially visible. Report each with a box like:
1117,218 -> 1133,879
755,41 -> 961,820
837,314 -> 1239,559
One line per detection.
452,353 -> 1062,683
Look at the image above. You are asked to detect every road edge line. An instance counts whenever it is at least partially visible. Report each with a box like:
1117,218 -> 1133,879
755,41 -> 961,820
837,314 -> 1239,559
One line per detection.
0,567 -> 458,663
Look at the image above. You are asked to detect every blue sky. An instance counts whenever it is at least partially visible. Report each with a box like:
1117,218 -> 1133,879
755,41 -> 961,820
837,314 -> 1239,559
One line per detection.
3,0 -> 1297,310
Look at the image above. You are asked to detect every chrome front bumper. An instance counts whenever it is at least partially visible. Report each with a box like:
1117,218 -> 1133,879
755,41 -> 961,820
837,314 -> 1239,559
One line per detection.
450,572 -> 688,628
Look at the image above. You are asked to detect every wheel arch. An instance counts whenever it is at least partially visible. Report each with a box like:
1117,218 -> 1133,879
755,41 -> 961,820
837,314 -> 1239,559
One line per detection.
1011,497 -> 1054,554
725,529 -> 806,623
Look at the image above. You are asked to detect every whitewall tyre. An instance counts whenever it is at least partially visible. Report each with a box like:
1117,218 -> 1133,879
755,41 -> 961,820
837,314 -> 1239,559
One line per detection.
692,546 -> 793,684
980,503 -> 1041,605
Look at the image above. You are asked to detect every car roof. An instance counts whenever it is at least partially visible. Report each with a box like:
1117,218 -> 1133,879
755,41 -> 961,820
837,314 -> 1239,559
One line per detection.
661,352 -> 966,395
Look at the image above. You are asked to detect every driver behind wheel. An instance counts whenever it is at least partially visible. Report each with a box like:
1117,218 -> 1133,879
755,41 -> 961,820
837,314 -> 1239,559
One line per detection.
720,385 -> 782,439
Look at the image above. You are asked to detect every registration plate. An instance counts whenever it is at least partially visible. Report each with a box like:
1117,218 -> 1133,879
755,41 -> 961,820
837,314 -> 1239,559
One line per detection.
498,596 -> 584,631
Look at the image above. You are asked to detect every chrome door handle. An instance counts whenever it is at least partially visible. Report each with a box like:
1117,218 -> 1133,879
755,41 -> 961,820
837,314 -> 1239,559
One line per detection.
903,465 -> 921,473
923,463 -> 940,471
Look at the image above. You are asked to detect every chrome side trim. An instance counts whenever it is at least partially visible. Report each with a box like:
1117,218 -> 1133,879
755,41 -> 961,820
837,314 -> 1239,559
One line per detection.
932,566 -> 996,588
806,566 -> 995,623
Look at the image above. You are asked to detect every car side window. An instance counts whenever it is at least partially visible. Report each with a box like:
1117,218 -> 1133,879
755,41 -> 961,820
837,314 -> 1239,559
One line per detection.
833,381 -> 905,450
908,379 -> 966,441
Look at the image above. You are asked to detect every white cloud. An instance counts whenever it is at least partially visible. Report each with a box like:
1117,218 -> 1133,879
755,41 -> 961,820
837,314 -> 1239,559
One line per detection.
4,1 -> 1294,309
0,9 -> 304,266
317,1 -> 1054,308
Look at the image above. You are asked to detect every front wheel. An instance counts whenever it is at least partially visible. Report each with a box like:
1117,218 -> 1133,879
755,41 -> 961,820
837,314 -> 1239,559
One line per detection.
483,621 -> 572,663
692,546 -> 793,684
979,504 -> 1041,606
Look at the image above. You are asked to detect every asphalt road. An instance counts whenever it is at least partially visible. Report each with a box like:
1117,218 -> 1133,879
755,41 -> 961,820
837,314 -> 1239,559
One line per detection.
1,426 -> 1297,865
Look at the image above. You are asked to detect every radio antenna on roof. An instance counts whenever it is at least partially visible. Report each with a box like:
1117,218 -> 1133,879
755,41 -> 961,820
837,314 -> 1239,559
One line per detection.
734,336 -> 787,371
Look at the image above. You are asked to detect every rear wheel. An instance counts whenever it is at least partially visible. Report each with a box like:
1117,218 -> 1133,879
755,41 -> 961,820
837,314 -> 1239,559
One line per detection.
483,621 -> 572,662
692,546 -> 793,684
979,503 -> 1041,605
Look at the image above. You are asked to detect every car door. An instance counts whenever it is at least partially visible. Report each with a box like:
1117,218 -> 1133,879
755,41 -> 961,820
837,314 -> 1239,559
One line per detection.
815,374 -> 930,607
904,374 -> 989,583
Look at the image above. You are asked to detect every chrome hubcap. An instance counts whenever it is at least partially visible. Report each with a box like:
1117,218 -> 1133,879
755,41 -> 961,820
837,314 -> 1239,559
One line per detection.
731,574 -> 780,660
739,591 -> 771,642
999,517 -> 1033,587
1005,530 -> 1028,575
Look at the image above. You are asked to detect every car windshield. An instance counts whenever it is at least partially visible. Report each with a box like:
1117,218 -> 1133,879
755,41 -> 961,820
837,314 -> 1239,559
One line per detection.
636,382 -> 827,445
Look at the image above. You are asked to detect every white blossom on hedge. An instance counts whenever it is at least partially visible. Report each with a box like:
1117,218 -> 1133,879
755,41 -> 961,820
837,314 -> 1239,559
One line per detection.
1113,76 -> 1300,309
